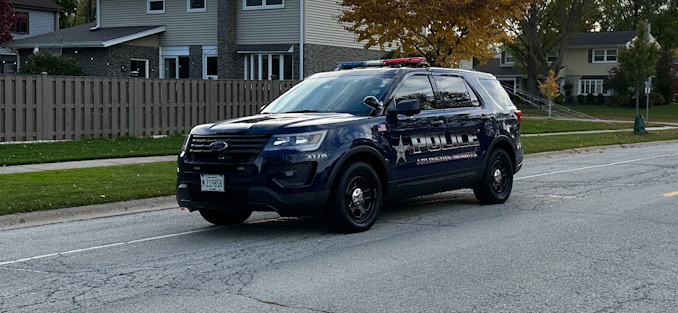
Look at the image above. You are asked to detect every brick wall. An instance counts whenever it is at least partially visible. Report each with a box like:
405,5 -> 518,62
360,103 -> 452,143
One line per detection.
189,45 -> 203,79
217,0 -> 239,79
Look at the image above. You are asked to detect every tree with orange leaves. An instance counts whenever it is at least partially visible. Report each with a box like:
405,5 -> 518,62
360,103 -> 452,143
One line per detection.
338,0 -> 532,67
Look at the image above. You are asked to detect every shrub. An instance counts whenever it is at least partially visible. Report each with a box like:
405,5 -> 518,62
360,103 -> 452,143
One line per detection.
577,94 -> 586,104
586,93 -> 595,104
649,92 -> 666,106
596,94 -> 605,105
563,82 -> 574,97
611,95 -> 631,107
20,51 -> 85,76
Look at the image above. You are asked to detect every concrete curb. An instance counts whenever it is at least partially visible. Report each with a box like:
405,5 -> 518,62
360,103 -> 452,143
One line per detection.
0,196 -> 179,231
524,139 -> 678,160
2,140 -> 677,231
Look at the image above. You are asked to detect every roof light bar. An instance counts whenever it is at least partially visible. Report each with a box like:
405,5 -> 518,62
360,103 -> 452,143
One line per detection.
336,57 -> 428,70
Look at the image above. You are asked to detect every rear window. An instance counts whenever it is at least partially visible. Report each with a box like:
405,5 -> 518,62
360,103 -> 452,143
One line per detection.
478,79 -> 515,108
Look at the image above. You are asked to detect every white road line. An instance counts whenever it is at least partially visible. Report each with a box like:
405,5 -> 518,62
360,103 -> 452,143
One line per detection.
0,228 -> 219,266
516,152 -> 678,181
2,152 -> 677,267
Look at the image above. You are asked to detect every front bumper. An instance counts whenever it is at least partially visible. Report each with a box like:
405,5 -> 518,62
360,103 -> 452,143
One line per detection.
176,156 -> 331,216
176,182 -> 329,216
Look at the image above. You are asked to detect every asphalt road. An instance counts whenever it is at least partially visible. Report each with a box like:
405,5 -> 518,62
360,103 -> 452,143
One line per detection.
1,143 -> 677,312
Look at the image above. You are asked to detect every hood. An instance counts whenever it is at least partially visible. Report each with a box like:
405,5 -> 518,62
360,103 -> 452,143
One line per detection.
191,113 -> 366,135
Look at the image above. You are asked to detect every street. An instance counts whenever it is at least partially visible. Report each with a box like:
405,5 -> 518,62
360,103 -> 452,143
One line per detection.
1,142 -> 677,312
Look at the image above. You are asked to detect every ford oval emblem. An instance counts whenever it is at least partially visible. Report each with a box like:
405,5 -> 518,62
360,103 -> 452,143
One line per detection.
210,141 -> 228,152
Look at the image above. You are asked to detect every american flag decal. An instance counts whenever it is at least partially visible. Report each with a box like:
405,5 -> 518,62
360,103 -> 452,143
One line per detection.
377,124 -> 387,132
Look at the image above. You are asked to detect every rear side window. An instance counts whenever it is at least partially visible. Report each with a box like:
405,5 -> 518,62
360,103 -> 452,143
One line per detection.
394,75 -> 437,110
478,79 -> 515,107
433,75 -> 480,108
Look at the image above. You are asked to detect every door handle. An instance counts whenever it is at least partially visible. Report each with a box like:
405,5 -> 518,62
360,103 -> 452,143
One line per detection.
432,120 -> 445,126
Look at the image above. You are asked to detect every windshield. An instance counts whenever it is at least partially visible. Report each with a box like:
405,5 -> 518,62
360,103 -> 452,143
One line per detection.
261,74 -> 394,115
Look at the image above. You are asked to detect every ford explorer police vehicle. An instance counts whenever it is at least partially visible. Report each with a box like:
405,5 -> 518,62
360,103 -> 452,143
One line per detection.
177,57 -> 523,233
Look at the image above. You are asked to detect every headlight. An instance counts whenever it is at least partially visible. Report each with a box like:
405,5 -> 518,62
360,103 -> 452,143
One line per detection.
264,130 -> 328,152
181,135 -> 191,152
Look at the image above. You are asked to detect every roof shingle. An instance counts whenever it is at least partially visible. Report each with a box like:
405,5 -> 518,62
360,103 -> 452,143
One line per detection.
10,0 -> 60,11
566,31 -> 637,46
1,22 -> 166,49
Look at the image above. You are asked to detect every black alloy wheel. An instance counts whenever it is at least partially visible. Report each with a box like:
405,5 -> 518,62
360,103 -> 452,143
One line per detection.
325,161 -> 383,233
474,149 -> 513,204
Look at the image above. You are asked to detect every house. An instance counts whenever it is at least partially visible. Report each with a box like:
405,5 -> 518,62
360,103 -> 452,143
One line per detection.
1,0 -> 383,79
474,30 -> 654,100
0,0 -> 60,74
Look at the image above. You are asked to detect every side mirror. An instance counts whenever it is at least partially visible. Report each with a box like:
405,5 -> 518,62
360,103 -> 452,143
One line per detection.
387,99 -> 421,116
363,96 -> 382,110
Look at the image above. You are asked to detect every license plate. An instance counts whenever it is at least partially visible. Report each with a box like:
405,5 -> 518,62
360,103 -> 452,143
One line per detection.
200,174 -> 225,192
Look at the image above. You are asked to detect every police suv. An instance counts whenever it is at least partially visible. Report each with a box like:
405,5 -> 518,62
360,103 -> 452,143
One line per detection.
177,57 -> 523,233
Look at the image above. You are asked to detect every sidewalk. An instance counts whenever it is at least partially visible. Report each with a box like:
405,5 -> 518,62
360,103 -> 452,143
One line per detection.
0,155 -> 176,175
2,125 -> 678,173
2,128 -> 678,230
522,126 -> 678,137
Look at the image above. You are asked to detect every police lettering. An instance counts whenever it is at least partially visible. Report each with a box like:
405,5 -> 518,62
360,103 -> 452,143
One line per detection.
411,131 -> 479,154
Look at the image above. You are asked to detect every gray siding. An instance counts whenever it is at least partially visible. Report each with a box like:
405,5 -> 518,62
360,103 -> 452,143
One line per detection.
12,9 -> 57,40
126,35 -> 161,47
236,0 -> 299,45
99,0 -> 217,46
304,0 -> 374,50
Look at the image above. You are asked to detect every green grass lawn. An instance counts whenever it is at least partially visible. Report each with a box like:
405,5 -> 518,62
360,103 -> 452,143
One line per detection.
519,102 -> 678,123
2,114 -> 678,216
2,128 -> 678,216
522,128 -> 678,154
0,162 -> 176,215
0,134 -> 185,166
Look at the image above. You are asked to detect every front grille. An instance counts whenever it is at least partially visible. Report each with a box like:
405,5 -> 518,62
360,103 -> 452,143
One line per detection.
187,134 -> 270,163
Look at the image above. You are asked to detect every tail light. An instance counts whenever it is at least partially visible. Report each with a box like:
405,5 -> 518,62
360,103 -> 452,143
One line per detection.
515,110 -> 522,124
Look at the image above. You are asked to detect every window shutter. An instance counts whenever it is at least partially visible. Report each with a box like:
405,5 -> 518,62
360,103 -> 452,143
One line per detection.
588,50 -> 592,63
501,51 -> 506,64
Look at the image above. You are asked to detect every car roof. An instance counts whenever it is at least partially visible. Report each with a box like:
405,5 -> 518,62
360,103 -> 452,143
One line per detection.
308,66 -> 498,81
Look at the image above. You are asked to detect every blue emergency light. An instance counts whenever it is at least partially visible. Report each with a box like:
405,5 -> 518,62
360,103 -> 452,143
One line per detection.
336,57 -> 428,70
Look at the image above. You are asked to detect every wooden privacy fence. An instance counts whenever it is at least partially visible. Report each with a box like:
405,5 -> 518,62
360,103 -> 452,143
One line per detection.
0,75 -> 299,142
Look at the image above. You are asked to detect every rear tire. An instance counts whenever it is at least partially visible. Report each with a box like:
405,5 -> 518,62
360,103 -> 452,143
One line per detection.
325,161 -> 383,233
199,210 -> 252,226
474,149 -> 513,204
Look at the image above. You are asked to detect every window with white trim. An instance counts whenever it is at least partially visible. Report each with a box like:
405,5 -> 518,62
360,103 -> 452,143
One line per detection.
131,59 -> 149,78
547,50 -> 558,63
244,54 -> 293,80
188,0 -> 206,12
579,79 -> 605,95
503,51 -> 515,65
10,11 -> 29,34
148,0 -> 165,14
203,46 -> 218,79
244,0 -> 284,10
592,49 -> 617,63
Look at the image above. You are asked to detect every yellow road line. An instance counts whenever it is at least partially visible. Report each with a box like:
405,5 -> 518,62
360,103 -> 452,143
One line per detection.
664,191 -> 678,197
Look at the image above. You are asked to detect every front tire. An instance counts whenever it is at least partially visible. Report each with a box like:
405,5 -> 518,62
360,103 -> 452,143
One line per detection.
199,210 -> 252,226
474,149 -> 514,204
325,161 -> 383,233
